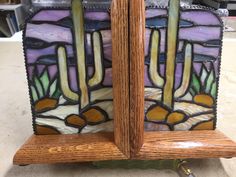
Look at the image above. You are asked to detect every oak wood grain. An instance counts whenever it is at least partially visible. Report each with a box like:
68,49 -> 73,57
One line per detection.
13,133 -> 127,165
133,130 -> 236,160
111,0 -> 130,157
129,0 -> 145,156
14,130 -> 236,165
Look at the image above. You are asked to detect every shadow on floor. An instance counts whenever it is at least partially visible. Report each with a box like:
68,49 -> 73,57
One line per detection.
4,159 -> 230,177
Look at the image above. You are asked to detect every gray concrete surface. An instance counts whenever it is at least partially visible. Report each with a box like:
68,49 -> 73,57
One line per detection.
0,40 -> 236,177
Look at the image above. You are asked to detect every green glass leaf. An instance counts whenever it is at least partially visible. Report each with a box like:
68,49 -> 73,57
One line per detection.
52,88 -> 61,99
191,73 -> 201,93
34,76 -> 44,98
49,79 -> 57,97
210,81 -> 217,99
200,66 -> 208,85
205,70 -> 214,93
30,85 -> 38,102
189,88 -> 196,96
40,70 -> 50,94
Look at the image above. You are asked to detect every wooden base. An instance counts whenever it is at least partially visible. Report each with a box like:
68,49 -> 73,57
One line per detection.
13,133 -> 127,165
134,130 -> 236,159
13,130 -> 236,165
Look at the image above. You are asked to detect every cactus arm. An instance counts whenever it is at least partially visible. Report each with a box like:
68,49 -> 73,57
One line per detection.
57,46 -> 79,101
175,43 -> 193,98
88,32 -> 104,87
149,30 -> 164,88
163,0 -> 180,108
72,0 -> 89,109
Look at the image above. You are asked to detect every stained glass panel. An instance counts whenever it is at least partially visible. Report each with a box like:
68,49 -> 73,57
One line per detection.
144,4 -> 222,131
24,2 -> 113,134
24,1 -> 223,134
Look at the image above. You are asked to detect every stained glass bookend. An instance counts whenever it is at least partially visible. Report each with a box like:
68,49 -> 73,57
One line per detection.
25,2 -> 222,135
14,0 -> 236,165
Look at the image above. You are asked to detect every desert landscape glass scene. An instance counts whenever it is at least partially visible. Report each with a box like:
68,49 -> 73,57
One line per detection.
23,0 -> 223,134
144,1 -> 222,131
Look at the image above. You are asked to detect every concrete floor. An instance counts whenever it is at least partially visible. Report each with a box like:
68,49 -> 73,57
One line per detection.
224,17 -> 236,38
0,39 -> 236,176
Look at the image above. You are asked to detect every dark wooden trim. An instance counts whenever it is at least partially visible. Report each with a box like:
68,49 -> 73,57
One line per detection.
133,130 -> 236,160
110,0 -> 130,157
129,0 -> 145,156
13,133 -> 127,165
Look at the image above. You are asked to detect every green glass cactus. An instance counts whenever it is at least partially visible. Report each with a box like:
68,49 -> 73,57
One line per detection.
57,0 -> 104,110
149,0 -> 193,109
88,31 -> 104,87
163,0 -> 181,108
58,0 -> 192,111
149,30 -> 164,88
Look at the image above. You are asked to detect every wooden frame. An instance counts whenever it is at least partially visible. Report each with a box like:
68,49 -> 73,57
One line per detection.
111,0 -> 130,158
129,0 -> 145,156
14,0 -> 236,165
14,133 -> 126,164
13,131 -> 236,164
14,0 -> 131,165
135,130 -> 236,159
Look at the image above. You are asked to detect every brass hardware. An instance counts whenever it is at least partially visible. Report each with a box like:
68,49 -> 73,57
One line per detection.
177,160 -> 196,177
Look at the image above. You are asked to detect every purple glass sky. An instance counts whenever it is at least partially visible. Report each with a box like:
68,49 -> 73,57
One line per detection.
25,8 -> 222,90
26,10 -> 113,91
144,8 -> 222,89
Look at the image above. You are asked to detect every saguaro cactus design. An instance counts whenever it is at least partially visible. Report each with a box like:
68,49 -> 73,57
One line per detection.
149,0 -> 193,109
145,0 -> 222,131
163,0 -> 181,108
24,0 -> 114,134
57,0 -> 104,110
88,32 -> 104,87
23,0 -> 222,133
58,46 -> 79,101
149,30 -> 164,88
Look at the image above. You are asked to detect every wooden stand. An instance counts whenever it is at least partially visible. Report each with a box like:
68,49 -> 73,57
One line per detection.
14,130 -> 236,165
13,0 -> 236,165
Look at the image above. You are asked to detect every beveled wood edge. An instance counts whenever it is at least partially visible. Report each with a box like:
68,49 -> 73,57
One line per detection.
111,0 -> 130,157
133,130 -> 236,160
13,130 -> 236,165
129,0 -> 145,156
13,133 -> 127,165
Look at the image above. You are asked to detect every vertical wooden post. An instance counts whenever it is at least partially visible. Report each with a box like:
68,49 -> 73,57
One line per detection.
111,0 -> 130,157
129,0 -> 145,156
